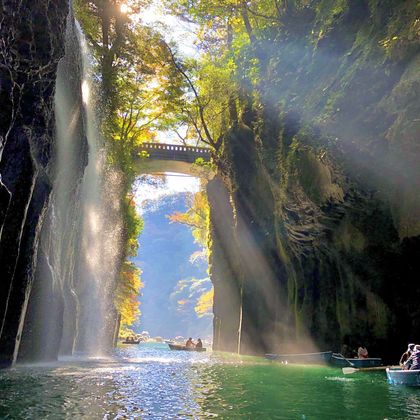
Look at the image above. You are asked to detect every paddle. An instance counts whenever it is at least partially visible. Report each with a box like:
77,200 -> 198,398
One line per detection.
336,353 -> 355,367
342,366 -> 392,375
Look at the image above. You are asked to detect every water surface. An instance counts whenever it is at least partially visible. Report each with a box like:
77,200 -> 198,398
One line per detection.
0,343 -> 419,419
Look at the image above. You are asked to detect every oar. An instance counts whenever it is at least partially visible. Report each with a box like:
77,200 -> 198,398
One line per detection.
336,353 -> 355,367
342,366 -> 392,375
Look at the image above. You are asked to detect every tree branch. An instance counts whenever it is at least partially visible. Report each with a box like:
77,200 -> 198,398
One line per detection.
164,42 -> 218,150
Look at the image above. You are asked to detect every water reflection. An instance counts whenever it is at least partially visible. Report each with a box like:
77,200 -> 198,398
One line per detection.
1,343 -> 420,419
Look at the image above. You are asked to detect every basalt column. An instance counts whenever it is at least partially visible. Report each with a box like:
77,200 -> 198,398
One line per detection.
224,124 -> 287,356
0,0 -> 69,367
206,176 -> 241,352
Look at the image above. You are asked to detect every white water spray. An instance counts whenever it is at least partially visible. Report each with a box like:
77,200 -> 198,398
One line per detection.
72,22 -> 124,356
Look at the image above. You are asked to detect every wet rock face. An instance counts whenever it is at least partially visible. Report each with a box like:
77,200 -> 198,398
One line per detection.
213,113 -> 420,361
0,0 -> 68,367
17,9 -> 89,363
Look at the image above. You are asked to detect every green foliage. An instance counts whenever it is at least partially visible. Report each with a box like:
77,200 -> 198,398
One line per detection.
123,194 -> 144,257
75,1 -> 188,183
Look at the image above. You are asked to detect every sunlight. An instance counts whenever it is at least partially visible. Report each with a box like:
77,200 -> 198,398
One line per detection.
81,80 -> 89,104
120,3 -> 128,14
138,1 -> 199,58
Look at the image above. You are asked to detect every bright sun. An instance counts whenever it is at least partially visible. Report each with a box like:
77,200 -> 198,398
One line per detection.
120,3 -> 128,13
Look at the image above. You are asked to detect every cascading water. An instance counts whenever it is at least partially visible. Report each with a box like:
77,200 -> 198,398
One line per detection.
71,23 -> 124,355
18,7 -> 124,362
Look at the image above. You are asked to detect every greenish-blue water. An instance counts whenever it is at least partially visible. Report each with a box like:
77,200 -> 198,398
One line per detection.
0,343 -> 419,419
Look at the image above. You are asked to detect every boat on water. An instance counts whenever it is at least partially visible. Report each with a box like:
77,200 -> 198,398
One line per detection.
330,353 -> 382,368
121,340 -> 141,344
168,343 -> 206,352
265,351 -> 333,364
386,368 -> 420,386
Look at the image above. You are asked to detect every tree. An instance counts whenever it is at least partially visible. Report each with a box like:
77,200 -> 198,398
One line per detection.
167,189 -> 209,247
114,261 -> 144,331
195,288 -> 214,318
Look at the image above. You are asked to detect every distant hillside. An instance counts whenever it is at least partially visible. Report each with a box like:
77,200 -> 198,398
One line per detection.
131,193 -> 212,340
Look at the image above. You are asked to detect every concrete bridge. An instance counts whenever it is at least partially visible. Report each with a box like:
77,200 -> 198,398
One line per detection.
135,142 -> 213,177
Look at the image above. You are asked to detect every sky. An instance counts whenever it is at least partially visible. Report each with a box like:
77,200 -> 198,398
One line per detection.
138,1 -> 199,58
134,173 -> 201,213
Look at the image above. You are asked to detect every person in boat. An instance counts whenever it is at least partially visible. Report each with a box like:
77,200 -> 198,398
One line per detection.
404,345 -> 420,370
357,347 -> 368,359
399,343 -> 415,366
195,338 -> 203,349
185,337 -> 195,348
340,343 -> 352,358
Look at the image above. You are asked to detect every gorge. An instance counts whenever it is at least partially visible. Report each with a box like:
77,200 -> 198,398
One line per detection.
1,0 -> 420,372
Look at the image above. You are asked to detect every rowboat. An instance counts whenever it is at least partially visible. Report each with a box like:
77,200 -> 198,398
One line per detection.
386,367 -> 420,386
121,339 -> 141,344
265,351 -> 333,364
330,353 -> 382,367
168,343 -> 206,352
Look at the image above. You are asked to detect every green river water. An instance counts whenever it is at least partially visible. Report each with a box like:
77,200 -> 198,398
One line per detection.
0,343 -> 419,419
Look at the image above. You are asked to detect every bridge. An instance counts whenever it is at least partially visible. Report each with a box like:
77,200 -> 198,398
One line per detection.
134,142 -> 213,178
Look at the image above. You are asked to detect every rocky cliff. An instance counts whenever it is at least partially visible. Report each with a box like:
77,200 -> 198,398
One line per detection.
16,10 -> 90,363
210,0 -> 420,361
0,0 -> 69,367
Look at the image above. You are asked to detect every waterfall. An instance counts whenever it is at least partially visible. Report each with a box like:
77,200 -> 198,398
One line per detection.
18,7 -> 124,361
71,23 -> 124,355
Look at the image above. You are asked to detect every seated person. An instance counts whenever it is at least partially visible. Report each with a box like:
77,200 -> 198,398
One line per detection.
195,338 -> 203,349
399,343 -> 415,366
185,337 -> 194,348
404,345 -> 420,370
340,343 -> 352,358
357,347 -> 368,359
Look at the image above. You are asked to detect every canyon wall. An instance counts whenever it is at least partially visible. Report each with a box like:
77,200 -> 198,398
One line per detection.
0,0 -> 69,367
209,0 -> 420,362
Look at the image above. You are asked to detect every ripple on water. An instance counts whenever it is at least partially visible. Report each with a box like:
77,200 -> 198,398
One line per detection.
1,344 -> 420,419
325,376 -> 355,382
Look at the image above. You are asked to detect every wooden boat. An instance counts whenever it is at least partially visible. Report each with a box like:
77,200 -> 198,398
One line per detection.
168,343 -> 206,352
265,350 -> 333,364
330,353 -> 382,368
386,367 -> 420,386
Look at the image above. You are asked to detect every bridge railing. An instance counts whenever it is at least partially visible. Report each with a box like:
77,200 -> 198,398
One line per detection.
138,143 -> 210,155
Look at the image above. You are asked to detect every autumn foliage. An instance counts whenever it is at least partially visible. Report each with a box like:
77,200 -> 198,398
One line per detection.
167,190 -> 209,247
114,261 -> 144,328
195,289 -> 214,318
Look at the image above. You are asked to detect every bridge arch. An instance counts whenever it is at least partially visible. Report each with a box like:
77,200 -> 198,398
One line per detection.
134,143 -> 214,178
